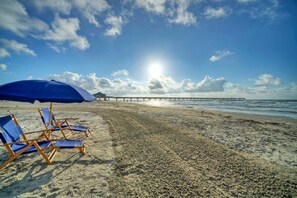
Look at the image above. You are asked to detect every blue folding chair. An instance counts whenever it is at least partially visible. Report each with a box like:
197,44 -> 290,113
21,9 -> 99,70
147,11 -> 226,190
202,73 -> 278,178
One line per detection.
38,107 -> 91,139
0,114 -> 86,170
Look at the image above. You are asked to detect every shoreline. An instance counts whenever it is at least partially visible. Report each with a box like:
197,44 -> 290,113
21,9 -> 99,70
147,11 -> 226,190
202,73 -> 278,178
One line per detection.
1,100 -> 296,124
0,101 -> 296,196
1,99 -> 297,120
128,99 -> 297,120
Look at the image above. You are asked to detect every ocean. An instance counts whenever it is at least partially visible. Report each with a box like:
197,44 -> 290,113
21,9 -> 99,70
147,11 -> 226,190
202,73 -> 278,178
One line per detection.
139,99 -> 297,119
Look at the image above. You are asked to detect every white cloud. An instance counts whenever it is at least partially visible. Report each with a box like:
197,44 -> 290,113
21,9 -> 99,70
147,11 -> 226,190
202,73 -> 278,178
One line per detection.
148,79 -> 164,93
135,0 -> 167,14
41,15 -> 89,50
225,80 -> 297,99
204,7 -> 232,19
255,74 -> 281,86
46,43 -> 66,53
98,77 -> 113,88
0,63 -> 7,71
148,76 -> 179,94
112,70 -> 129,77
73,0 -> 110,27
197,76 -> 226,92
32,0 -> 72,15
210,50 -> 234,62
104,15 -> 125,37
0,0 -> 48,37
45,71 -> 296,99
134,0 -> 198,26
0,48 -> 10,58
0,39 -> 36,56
180,79 -> 197,92
147,75 -> 228,94
47,71 -> 144,95
242,0 -> 282,21
289,82 -> 297,92
168,1 -> 197,25
32,0 -> 110,27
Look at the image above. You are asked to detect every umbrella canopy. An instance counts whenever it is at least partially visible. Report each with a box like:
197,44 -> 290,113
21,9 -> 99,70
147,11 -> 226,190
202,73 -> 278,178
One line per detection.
0,80 -> 95,103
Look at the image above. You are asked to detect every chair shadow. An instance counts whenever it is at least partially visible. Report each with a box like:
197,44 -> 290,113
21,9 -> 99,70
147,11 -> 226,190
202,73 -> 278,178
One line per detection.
0,152 -> 114,197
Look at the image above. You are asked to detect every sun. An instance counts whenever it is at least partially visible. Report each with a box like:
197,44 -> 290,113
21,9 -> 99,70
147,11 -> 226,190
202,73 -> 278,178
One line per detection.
148,62 -> 163,78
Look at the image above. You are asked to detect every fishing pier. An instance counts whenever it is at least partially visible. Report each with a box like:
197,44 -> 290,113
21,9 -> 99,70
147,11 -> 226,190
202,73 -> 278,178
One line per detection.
97,96 -> 245,102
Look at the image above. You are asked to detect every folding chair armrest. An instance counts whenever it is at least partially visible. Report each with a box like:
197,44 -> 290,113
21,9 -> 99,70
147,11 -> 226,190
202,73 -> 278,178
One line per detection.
8,137 -> 45,144
23,129 -> 53,134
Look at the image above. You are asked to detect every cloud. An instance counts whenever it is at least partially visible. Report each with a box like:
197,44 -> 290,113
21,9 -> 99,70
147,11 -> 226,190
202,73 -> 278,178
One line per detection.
242,0 -> 282,21
255,74 -> 281,86
45,71 -> 296,99
289,82 -> 297,92
180,79 -> 197,92
112,70 -> 129,77
47,71 -> 144,95
197,76 -> 227,92
204,7 -> 232,19
0,1 -> 90,50
225,80 -> 297,99
46,43 -> 66,53
0,0 -> 48,37
146,75 -> 227,94
72,0 -> 111,27
0,39 -> 36,56
168,1 -> 197,25
134,0 -> 198,26
32,0 -> 72,15
0,48 -> 10,58
104,15 -> 125,37
148,79 -> 164,93
0,63 -> 7,71
210,50 -> 234,62
134,0 -> 166,14
147,76 -> 179,94
32,0 -> 110,27
41,15 -> 89,50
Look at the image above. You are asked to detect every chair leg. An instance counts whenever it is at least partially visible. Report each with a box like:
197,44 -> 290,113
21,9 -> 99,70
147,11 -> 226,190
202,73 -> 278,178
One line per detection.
33,142 -> 55,165
78,146 -> 86,155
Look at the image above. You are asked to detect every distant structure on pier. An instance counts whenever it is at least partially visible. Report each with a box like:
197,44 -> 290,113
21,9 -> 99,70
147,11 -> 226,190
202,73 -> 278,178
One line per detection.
93,92 -> 106,98
95,95 -> 245,102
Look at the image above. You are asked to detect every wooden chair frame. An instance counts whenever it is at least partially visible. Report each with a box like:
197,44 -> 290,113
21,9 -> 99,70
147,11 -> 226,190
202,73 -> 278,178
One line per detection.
0,115 -> 58,170
0,115 -> 86,171
38,108 -> 91,139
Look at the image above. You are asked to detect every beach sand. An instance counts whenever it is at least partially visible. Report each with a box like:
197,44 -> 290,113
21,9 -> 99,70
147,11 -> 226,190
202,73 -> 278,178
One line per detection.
0,101 -> 296,197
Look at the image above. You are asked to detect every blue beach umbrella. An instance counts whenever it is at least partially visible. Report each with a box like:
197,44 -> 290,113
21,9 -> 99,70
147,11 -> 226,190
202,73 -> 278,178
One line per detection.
0,80 -> 95,103
0,79 -> 95,119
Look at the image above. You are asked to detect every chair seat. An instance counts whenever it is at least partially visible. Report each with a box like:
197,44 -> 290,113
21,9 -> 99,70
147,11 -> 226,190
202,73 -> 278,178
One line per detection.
11,141 -> 52,154
54,140 -> 83,148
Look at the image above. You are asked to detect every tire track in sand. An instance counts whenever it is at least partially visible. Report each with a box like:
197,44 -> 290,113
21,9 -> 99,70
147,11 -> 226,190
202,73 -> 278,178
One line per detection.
98,108 -> 297,197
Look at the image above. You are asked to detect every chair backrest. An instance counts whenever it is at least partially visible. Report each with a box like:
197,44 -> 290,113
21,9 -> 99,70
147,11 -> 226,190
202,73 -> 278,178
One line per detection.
40,108 -> 55,129
0,115 -> 23,144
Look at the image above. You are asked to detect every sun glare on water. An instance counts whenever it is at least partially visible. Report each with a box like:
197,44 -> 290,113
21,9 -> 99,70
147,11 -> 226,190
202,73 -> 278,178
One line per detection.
148,62 -> 163,78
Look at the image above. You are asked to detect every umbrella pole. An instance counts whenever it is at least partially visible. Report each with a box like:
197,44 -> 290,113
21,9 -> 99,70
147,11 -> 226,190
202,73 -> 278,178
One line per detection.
49,102 -> 53,125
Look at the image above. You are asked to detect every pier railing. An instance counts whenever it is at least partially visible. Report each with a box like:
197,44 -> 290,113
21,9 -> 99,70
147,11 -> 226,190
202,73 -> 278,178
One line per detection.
96,96 -> 245,101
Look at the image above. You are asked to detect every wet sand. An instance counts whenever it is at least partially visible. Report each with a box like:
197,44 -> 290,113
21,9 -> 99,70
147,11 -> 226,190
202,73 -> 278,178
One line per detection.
0,101 -> 296,197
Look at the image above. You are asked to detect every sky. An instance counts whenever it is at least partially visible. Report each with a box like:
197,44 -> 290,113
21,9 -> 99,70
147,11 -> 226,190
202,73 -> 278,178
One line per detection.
0,0 -> 296,99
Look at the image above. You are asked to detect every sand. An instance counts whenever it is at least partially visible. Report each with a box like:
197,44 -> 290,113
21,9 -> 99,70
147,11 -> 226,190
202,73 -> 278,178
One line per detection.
0,101 -> 296,197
